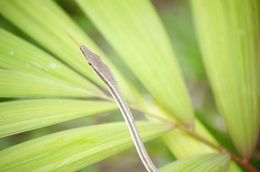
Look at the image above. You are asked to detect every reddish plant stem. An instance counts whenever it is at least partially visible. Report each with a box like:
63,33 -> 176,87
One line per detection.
101,98 -> 258,172
179,125 -> 258,172
229,154 -> 258,172
131,106 -> 258,172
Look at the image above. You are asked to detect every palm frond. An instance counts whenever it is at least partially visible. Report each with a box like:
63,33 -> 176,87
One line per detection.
0,122 -> 171,172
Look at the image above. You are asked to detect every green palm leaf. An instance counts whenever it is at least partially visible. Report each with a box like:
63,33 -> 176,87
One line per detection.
0,99 -> 116,138
0,28 -> 103,98
0,122 -> 171,172
76,0 -> 195,126
163,120 -> 217,158
160,153 -> 230,172
0,0 -> 101,85
192,0 -> 259,156
0,69 -> 96,98
0,0 -> 139,102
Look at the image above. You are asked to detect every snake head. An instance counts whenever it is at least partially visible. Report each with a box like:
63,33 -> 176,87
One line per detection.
80,45 -> 117,86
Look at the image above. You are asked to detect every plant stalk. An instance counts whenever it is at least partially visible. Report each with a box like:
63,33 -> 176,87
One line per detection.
132,107 -> 259,172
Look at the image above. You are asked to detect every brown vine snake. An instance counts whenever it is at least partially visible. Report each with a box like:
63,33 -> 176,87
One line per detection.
80,45 -> 158,172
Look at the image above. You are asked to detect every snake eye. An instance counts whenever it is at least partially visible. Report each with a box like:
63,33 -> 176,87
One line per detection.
88,62 -> 92,66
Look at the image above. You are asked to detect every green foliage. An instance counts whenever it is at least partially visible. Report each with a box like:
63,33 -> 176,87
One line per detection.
0,122 -> 170,172
76,0 -> 195,126
0,0 -> 258,171
0,29 -> 96,92
0,69 -> 96,97
0,0 -> 139,102
191,0 -> 260,156
160,153 -> 230,172
0,99 -> 116,138
0,0 -> 101,85
163,120 -> 217,159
